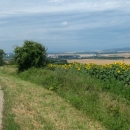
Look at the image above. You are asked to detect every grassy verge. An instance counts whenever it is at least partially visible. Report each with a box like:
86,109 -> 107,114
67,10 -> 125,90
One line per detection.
0,65 -> 130,130
0,66 -> 106,130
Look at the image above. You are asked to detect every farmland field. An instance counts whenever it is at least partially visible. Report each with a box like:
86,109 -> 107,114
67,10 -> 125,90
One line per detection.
67,59 -> 130,65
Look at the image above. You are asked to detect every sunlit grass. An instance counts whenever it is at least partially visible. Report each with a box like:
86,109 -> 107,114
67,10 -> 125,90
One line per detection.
0,65 -> 130,130
0,67 -> 105,130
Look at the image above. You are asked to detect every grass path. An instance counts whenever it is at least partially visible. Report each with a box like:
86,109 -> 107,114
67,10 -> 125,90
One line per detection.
0,73 -> 106,130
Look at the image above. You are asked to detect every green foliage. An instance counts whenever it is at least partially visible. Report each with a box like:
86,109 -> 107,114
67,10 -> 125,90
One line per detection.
12,67 -> 130,130
0,66 -> 130,129
48,62 -> 130,86
82,62 -> 130,86
0,49 -> 4,66
14,40 -> 47,72
48,59 -> 68,65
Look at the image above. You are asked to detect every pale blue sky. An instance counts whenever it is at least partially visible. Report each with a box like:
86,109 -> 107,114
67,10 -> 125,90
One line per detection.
0,0 -> 130,52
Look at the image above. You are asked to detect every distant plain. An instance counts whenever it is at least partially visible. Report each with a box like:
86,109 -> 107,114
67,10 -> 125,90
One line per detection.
67,59 -> 130,65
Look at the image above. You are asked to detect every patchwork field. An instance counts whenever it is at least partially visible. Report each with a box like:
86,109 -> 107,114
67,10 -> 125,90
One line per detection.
67,59 -> 130,65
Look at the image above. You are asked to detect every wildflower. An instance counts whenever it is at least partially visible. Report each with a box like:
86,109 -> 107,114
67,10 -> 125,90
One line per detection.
86,67 -> 90,70
117,70 -> 120,73
78,68 -> 80,71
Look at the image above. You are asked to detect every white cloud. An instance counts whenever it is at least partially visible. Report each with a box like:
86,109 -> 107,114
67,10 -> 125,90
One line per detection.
61,21 -> 68,25
48,0 -> 64,3
0,0 -> 130,52
0,0 -> 130,18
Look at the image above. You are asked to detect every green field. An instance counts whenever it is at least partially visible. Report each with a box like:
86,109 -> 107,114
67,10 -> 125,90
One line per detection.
0,64 -> 130,130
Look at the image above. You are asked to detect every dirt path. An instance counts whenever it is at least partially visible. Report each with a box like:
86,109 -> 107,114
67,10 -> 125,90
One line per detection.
0,86 -> 3,130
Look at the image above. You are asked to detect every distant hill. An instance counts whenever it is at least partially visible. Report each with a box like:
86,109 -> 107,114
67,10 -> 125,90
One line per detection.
104,47 -> 130,52
47,47 -> 130,54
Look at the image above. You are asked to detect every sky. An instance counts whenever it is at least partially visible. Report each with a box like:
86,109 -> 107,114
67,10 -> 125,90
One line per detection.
0,0 -> 130,53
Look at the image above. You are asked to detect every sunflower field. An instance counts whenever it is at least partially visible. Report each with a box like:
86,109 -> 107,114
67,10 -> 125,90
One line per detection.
48,62 -> 130,85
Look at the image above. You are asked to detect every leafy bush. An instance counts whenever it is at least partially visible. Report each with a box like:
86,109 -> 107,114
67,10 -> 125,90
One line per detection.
0,49 -> 4,66
14,40 -> 47,72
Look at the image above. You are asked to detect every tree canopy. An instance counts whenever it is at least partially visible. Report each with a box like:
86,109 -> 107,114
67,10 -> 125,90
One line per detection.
0,49 -> 4,66
14,40 -> 47,72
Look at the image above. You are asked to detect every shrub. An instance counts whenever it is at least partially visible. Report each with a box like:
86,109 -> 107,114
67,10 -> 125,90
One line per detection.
14,40 -> 47,72
0,49 -> 4,66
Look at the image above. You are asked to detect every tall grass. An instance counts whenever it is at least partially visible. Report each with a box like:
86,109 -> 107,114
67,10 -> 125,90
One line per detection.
1,67 -> 104,130
1,66 -> 130,130
1,66 -> 129,130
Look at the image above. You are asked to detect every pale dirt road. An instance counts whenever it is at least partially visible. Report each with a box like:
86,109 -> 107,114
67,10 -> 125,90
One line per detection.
0,86 -> 3,130
67,59 -> 130,65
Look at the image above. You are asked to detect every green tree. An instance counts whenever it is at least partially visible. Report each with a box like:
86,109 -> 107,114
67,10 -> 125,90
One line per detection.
0,49 -> 4,66
14,40 -> 47,72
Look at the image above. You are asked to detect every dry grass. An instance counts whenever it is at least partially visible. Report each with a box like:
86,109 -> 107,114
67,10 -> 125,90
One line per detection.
99,92 -> 130,121
67,59 -> 130,65
0,73 -> 106,130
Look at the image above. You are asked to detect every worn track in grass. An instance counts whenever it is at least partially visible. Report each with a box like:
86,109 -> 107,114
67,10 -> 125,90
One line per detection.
0,86 -> 3,130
